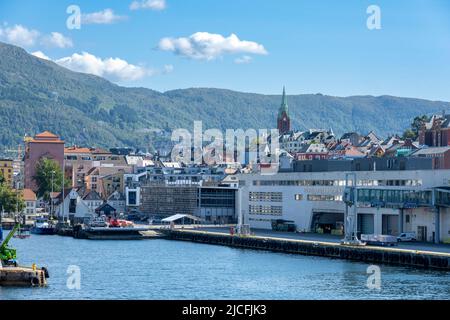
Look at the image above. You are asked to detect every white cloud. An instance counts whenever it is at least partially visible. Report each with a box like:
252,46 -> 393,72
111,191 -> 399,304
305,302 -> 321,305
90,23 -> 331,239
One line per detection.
130,0 -> 166,11
55,52 -> 148,81
43,32 -> 73,48
234,55 -> 253,64
158,32 -> 268,60
81,9 -> 127,25
0,24 -> 40,47
0,23 -> 73,49
31,51 -> 51,60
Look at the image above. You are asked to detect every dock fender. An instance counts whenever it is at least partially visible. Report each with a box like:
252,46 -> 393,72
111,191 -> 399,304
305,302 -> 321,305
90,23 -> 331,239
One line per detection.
31,276 -> 40,287
405,255 -> 412,264
41,267 -> 50,278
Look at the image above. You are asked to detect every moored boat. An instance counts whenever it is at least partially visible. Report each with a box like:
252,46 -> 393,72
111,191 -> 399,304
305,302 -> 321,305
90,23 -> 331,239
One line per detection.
31,218 -> 56,235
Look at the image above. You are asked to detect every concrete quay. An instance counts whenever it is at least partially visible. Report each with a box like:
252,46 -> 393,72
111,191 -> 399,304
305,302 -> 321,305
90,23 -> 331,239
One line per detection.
162,229 -> 450,270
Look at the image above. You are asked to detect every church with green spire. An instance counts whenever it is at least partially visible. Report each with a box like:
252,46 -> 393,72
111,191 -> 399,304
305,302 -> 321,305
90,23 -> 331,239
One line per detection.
277,86 -> 291,135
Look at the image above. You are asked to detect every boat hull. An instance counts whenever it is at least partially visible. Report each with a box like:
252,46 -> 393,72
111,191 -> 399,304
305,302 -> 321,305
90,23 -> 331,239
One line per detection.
31,227 -> 56,235
73,226 -> 149,240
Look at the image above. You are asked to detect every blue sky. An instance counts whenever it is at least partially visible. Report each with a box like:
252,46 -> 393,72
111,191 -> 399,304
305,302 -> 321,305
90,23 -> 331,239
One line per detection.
1,0 -> 450,101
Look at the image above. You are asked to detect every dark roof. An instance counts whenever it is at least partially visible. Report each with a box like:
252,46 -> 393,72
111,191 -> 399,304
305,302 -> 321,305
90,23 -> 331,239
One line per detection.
95,202 -> 116,213
82,190 -> 103,201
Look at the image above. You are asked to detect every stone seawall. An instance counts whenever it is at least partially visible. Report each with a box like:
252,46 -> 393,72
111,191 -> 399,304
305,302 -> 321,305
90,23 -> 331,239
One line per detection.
164,230 -> 450,270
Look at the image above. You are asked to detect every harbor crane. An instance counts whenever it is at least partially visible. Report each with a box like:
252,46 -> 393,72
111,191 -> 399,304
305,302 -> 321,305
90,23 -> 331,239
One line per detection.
0,223 -> 20,266
341,173 -> 364,246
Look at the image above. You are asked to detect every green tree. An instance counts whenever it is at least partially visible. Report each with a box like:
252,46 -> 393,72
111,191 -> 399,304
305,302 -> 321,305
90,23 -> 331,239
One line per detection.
402,115 -> 430,140
33,158 -> 66,201
0,184 -> 25,213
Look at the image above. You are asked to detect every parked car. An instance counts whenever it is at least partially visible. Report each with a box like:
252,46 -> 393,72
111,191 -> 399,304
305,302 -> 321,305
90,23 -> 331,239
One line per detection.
361,234 -> 398,247
397,232 -> 417,242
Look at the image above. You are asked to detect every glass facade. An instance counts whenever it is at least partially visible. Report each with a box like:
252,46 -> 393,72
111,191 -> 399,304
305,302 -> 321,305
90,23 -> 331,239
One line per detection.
357,189 -> 432,207
253,179 -> 422,187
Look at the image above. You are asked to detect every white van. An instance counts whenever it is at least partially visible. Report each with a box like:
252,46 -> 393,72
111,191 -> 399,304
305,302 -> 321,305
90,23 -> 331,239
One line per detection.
397,232 -> 417,242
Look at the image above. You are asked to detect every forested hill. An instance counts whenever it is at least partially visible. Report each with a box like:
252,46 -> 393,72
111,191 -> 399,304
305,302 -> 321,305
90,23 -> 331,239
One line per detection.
1,41 -> 449,150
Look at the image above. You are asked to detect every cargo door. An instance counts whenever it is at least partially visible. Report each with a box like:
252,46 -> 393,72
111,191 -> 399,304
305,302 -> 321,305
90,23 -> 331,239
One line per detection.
358,214 -> 374,234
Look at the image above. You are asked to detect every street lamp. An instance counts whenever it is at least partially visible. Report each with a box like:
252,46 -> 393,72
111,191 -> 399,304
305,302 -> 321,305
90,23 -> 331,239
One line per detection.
50,170 -> 55,219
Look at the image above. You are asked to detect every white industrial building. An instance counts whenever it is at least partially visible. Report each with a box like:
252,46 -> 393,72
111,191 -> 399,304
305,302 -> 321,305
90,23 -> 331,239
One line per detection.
237,160 -> 450,243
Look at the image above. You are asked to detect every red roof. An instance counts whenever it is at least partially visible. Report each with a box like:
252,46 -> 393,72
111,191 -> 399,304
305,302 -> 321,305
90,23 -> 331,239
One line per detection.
22,189 -> 37,201
31,131 -> 64,144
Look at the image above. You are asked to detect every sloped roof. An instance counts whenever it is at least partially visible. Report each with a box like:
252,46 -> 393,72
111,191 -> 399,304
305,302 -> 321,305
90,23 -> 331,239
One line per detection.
411,146 -> 450,156
35,131 -> 58,138
22,188 -> 36,201
161,214 -> 202,223
82,190 -> 103,201
31,131 -> 64,143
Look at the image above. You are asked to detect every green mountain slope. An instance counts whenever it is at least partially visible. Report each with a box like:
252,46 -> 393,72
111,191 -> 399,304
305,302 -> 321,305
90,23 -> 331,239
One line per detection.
0,41 -> 449,151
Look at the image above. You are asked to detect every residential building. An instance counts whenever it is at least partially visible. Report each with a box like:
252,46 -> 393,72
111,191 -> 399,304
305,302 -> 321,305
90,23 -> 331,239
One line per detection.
340,132 -> 364,146
82,190 -> 103,212
55,188 -> 93,224
0,159 -> 13,187
295,143 -> 329,161
84,166 -> 131,197
107,190 -> 126,214
22,188 -> 37,216
24,131 -> 65,191
64,146 -> 127,188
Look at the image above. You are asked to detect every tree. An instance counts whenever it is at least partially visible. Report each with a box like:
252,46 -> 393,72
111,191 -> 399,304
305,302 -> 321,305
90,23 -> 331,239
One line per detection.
402,115 -> 430,140
33,158 -> 66,201
0,184 -> 24,213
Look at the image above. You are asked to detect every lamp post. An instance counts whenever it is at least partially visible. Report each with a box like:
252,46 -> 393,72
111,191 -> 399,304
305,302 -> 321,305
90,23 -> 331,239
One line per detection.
50,170 -> 55,219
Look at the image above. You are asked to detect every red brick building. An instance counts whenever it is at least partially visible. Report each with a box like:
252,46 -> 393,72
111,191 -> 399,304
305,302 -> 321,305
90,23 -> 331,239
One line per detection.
419,114 -> 450,147
24,131 -> 65,191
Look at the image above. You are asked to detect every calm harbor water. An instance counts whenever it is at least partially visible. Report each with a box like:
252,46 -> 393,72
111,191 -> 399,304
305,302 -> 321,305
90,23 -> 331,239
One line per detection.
1,235 -> 449,300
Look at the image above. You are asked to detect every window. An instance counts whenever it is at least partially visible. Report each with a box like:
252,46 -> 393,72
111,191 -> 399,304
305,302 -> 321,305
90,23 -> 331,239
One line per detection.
69,199 -> 77,213
307,195 -> 341,202
249,205 -> 282,216
128,191 -> 137,205
406,215 -> 410,223
295,194 -> 303,201
249,192 -> 282,202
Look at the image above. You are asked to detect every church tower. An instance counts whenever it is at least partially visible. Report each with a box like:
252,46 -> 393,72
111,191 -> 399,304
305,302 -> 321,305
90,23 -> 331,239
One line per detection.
277,86 -> 291,135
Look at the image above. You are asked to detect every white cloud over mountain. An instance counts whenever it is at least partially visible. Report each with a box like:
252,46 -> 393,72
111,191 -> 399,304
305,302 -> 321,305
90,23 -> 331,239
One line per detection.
0,24 -> 40,47
81,9 -> 127,25
31,51 -> 173,82
130,0 -> 166,11
0,24 -> 72,48
158,32 -> 268,61
55,52 -> 148,81
31,51 -> 51,60
43,32 -> 73,48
